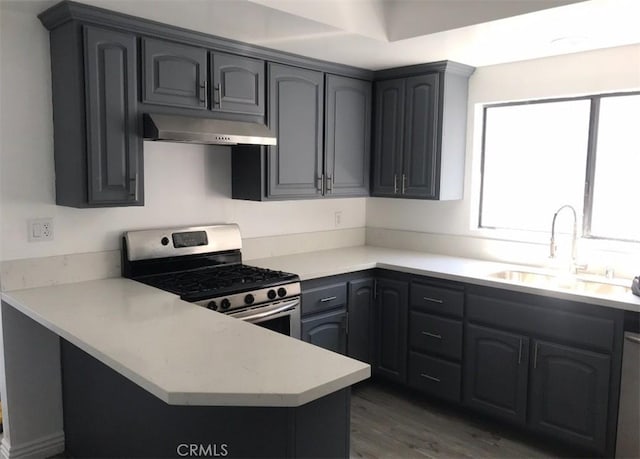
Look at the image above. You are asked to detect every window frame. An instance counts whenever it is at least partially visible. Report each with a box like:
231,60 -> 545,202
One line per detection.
478,90 -> 640,243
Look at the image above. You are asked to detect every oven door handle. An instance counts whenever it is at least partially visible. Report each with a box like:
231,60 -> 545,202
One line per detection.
228,299 -> 299,322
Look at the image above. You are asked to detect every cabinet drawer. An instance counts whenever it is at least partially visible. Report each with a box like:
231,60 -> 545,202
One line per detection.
302,283 -> 347,316
409,311 -> 462,360
410,283 -> 463,317
408,352 -> 461,402
467,293 -> 615,353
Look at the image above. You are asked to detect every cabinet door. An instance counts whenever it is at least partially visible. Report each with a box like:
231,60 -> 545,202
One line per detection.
464,324 -> 529,424
347,278 -> 374,363
84,26 -> 141,205
371,79 -> 405,197
529,340 -> 611,453
267,63 -> 324,198
211,52 -> 264,116
301,309 -> 347,355
402,73 -> 440,198
325,75 -> 371,197
142,38 -> 207,109
374,278 -> 408,383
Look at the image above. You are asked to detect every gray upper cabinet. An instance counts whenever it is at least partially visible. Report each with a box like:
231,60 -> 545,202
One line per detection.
402,74 -> 439,198
325,75 -> 371,197
372,79 -> 404,195
85,26 -> 142,205
372,62 -> 474,200
267,63 -> 324,198
142,40 -> 266,118
44,21 -> 142,207
210,52 -> 264,116
232,69 -> 371,201
142,38 -> 208,109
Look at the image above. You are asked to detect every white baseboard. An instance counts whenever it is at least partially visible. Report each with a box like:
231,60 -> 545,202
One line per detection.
0,432 -> 64,459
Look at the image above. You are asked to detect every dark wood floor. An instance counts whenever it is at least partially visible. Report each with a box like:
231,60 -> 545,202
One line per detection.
350,380 -> 576,459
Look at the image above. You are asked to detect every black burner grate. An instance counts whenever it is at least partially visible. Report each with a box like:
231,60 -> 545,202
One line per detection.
136,264 -> 298,300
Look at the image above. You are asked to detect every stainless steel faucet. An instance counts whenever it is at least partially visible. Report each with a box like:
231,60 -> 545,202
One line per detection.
549,204 -> 585,272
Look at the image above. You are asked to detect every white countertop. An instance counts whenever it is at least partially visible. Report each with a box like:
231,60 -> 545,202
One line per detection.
1,278 -> 370,407
247,246 -> 640,313
2,245 -> 636,409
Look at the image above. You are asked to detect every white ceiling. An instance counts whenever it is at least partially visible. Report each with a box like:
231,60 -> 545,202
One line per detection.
48,0 -> 640,69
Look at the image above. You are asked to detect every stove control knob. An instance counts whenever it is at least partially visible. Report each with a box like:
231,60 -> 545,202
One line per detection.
277,287 -> 287,298
244,294 -> 255,305
206,301 -> 218,311
220,299 -> 231,310
267,289 -> 277,300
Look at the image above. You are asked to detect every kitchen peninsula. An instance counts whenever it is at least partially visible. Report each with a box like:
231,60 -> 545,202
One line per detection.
1,278 -> 370,458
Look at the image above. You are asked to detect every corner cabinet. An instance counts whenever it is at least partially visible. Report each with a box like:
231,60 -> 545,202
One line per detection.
371,62 -> 474,200
48,23 -> 142,207
347,278 -> 375,363
373,277 -> 408,383
324,75 -> 371,196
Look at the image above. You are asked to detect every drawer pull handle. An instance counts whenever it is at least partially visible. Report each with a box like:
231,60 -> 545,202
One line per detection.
320,296 -> 337,303
421,331 -> 442,339
423,296 -> 444,304
420,373 -> 441,383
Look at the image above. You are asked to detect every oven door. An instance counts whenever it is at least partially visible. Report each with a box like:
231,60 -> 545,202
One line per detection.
227,298 -> 301,339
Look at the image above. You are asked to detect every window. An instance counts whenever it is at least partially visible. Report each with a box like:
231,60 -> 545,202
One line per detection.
479,92 -> 640,242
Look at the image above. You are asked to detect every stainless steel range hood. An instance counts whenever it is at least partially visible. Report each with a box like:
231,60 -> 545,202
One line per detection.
143,113 -> 277,146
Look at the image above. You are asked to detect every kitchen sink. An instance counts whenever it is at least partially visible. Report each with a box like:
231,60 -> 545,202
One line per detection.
489,270 -> 632,296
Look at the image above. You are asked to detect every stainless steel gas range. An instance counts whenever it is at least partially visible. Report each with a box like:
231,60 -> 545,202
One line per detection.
122,224 -> 301,338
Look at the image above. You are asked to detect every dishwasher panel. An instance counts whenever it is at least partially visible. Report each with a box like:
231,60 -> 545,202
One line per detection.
616,332 -> 640,458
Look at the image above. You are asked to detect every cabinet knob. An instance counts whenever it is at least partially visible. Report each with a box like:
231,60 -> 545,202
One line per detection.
393,174 -> 398,194
401,173 -> 407,194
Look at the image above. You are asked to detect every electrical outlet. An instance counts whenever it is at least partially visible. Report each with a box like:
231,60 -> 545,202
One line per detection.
28,218 -> 54,242
334,211 -> 342,227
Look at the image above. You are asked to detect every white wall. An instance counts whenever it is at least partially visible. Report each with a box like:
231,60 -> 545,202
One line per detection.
367,44 -> 640,273
0,1 -> 366,262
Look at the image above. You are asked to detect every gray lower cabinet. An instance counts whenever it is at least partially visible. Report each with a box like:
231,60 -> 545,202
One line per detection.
301,279 -> 348,354
529,340 -> 611,453
142,38 -> 208,109
47,23 -> 142,207
324,75 -> 371,197
267,63 -> 324,198
301,274 -> 376,360
407,279 -> 464,402
347,278 -> 375,363
371,62 -> 474,200
374,278 -> 408,383
463,324 -> 529,424
465,287 -> 624,456
301,309 -> 347,355
210,51 -> 265,116
299,271 -> 625,455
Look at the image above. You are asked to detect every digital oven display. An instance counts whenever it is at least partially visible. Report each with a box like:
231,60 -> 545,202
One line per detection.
172,231 -> 208,248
